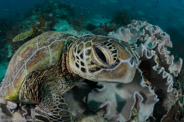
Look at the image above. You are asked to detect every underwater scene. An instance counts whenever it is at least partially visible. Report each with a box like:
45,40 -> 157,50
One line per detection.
0,0 -> 184,121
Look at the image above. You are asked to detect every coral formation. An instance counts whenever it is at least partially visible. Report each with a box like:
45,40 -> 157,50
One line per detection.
75,110 -> 109,122
87,69 -> 158,122
0,0 -> 184,120
12,29 -> 33,42
107,20 -> 183,121
160,95 -> 184,122
0,20 -> 183,122
0,99 -> 34,121
12,17 -> 48,42
64,82 -> 91,116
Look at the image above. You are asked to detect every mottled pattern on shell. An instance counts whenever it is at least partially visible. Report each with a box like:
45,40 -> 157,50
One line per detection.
0,31 -> 77,101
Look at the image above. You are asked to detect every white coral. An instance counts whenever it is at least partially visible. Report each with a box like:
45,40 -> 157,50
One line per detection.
87,70 -> 158,122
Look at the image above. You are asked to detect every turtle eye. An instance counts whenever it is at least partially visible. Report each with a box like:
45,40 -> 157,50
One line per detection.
94,46 -> 107,64
92,44 -> 118,68
92,45 -> 110,68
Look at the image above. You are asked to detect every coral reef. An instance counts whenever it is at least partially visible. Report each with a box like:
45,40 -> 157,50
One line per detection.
0,20 -> 183,122
12,17 -> 47,42
12,29 -> 33,42
0,98 -> 34,122
64,82 -> 91,116
75,110 -> 109,122
107,20 -> 183,121
22,0 -> 75,32
0,0 -> 183,121
161,97 -> 184,122
111,11 -> 130,26
87,69 -> 158,121
0,4 -> 183,119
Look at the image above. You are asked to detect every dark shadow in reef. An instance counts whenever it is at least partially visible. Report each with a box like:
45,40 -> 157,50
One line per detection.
0,18 -> 14,38
165,26 -> 184,60
0,18 -> 15,63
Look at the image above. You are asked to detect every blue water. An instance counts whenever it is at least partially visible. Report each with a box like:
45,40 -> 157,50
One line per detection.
0,0 -> 44,21
63,0 -> 184,31
1,0 -> 184,33
1,0 -> 184,31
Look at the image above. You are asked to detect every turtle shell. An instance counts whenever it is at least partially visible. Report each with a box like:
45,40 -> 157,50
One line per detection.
0,31 -> 77,101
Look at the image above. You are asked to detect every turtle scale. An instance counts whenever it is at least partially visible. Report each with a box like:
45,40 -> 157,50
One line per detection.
0,31 -> 77,101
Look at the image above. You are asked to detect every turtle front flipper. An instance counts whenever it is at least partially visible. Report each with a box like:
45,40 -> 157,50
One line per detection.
17,54 -> 82,122
35,94 -> 72,122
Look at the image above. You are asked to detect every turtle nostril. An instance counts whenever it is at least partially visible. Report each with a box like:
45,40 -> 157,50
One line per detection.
94,46 -> 107,64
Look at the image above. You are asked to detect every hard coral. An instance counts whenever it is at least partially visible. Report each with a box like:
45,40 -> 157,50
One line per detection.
85,20 -> 183,121
64,82 -> 91,116
0,99 -> 33,121
161,97 -> 184,122
109,20 -> 183,92
87,69 -> 158,122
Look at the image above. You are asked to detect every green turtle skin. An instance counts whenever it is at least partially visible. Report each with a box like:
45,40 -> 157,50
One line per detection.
0,32 -> 136,121
0,31 -> 81,121
0,31 -> 77,101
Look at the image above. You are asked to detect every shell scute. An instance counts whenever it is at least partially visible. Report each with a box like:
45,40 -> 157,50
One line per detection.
37,32 -> 58,48
49,40 -> 65,63
0,31 -> 77,101
26,48 -> 50,72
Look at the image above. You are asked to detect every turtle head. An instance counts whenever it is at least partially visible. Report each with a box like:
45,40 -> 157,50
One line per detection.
68,35 -> 136,83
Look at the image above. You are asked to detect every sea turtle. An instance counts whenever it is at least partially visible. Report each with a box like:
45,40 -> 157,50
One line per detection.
0,31 -> 136,121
